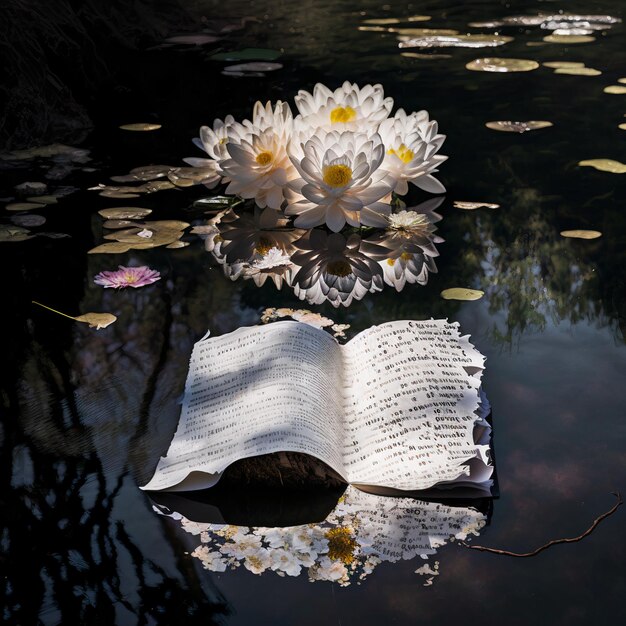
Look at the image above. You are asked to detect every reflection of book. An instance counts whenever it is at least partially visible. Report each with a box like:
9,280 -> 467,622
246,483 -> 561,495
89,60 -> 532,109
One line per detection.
152,485 -> 492,586
142,319 -> 493,495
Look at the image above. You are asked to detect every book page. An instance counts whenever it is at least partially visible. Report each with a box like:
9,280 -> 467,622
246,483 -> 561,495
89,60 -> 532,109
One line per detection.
341,320 -> 491,491
142,322 -> 346,491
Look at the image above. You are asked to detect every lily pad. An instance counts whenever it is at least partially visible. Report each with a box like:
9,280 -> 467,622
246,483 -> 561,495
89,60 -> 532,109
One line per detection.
99,191 -> 141,199
26,195 -> 58,204
543,34 -> 595,43
466,57 -> 539,72
119,123 -> 162,131
560,230 -> 602,239
603,85 -> 626,94
440,288 -> 484,301
485,120 -> 553,133
98,207 -> 153,220
5,202 -> 46,211
210,48 -> 281,61
453,201 -> 500,210
578,159 -> 626,173
618,123 -> 626,131
542,61 -> 586,69
165,34 -> 220,45
88,242 -> 150,254
398,33 -> 512,48
400,52 -> 452,59
10,214 -> 46,227
223,62 -> 283,72
74,312 -> 117,329
554,67 -> 601,76
0,224 -> 34,242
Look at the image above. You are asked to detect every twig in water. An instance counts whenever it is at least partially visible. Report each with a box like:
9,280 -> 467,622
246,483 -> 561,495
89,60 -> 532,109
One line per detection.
459,492 -> 622,557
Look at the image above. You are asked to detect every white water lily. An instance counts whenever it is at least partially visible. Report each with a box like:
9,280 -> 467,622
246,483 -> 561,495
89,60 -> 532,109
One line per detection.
286,130 -> 395,231
378,109 -> 447,194
221,101 -> 298,210
294,81 -> 393,132
242,246 -> 294,288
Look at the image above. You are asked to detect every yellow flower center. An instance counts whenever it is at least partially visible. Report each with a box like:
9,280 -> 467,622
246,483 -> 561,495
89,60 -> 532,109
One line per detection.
124,273 -> 138,283
400,251 -> 413,261
326,260 -> 352,277
219,137 -> 228,145
330,106 -> 357,124
255,237 -> 273,255
255,151 -> 273,166
386,258 -> 396,266
323,164 -> 352,188
325,527 -> 357,565
387,143 -> 414,163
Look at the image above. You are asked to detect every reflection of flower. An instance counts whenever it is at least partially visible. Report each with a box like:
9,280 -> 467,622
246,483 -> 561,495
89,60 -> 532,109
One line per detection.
93,266 -> 161,289
242,247 -> 293,289
286,130 -> 394,231
290,230 -> 387,307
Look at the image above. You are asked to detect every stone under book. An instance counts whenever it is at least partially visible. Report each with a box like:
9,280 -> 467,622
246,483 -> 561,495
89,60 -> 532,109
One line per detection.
142,319 -> 494,495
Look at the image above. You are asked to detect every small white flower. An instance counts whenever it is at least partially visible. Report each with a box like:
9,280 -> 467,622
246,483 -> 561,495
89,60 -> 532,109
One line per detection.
243,547 -> 272,575
270,548 -> 302,577
191,546 -> 229,572
286,130 -> 394,231
378,109 -> 447,194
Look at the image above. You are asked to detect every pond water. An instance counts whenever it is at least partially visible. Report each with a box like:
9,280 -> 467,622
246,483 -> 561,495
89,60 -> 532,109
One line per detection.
1,0 -> 625,624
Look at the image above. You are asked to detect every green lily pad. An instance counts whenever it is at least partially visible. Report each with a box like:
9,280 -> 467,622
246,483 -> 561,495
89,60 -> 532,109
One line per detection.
209,48 -> 282,61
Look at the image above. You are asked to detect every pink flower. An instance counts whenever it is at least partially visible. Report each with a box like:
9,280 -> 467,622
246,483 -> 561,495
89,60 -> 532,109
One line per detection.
94,266 -> 161,289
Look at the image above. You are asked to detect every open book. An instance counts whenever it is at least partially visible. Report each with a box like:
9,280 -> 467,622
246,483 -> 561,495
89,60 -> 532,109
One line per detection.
141,319 -> 493,495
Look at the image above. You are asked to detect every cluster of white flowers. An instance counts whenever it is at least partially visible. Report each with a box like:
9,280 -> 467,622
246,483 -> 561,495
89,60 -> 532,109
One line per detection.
187,82 -> 447,232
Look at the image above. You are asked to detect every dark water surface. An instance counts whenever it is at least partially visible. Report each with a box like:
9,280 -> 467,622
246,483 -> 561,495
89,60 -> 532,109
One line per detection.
1,0 -> 625,624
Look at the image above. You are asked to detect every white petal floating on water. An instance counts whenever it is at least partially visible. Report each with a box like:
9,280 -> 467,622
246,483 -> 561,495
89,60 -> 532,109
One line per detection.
619,78 -> 626,84
618,123 -> 626,131
166,241 -> 190,249
358,25 -> 386,32
119,123 -> 162,131
560,230 -> 602,239
542,61 -> 586,68
554,67 -> 601,76
578,159 -> 626,173
485,120 -> 553,133
10,214 -> 46,227
603,85 -> 626,94
99,191 -> 141,199
468,21 -> 504,28
550,27 -> 594,35
398,34 -> 512,48
5,201 -> 46,211
164,34 -> 221,45
453,201 -> 500,210
98,207 -> 152,219
222,62 -> 283,72
543,34 -> 595,43
466,57 -> 539,72
440,288 -> 484,301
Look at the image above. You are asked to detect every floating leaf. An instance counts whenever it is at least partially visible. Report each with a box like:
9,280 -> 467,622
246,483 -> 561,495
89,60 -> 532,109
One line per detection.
542,61 -> 585,68
166,241 -> 190,249
400,52 -> 452,59
618,78 -> 626,84
210,48 -> 281,61
453,201 -> 500,210
394,28 -> 460,36
440,288 -> 484,301
74,312 -> 118,329
119,123 -> 162,131
1,143 -> 90,162
560,230 -> 602,239
362,17 -> 402,25
26,195 -> 58,204
99,191 -> 141,199
358,26 -> 386,32
164,34 -> 220,45
88,242 -> 135,254
5,201 -> 46,211
223,62 -> 283,72
37,232 -> 70,239
554,67 -> 601,76
603,85 -> 626,94
485,120 -> 553,133
0,224 -> 34,242
618,123 -> 626,131
578,159 -> 626,173
98,207 -> 152,220
543,34 -> 595,43
10,214 -> 46,227
466,57 -> 539,72
32,301 -> 116,330
398,33 -> 512,48
102,219 -> 140,229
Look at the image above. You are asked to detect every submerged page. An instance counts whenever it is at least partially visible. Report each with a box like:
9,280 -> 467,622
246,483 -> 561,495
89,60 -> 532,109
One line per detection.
142,322 -> 345,491
342,320 -> 491,491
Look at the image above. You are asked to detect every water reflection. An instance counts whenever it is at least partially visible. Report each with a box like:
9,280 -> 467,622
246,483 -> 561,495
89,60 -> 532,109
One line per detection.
152,486 -> 490,587
196,198 -> 443,307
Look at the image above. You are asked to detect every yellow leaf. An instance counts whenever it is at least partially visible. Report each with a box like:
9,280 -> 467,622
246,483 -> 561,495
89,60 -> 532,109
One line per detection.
560,230 -> 602,240
578,159 -> 626,173
440,288 -> 484,301
74,312 -> 118,329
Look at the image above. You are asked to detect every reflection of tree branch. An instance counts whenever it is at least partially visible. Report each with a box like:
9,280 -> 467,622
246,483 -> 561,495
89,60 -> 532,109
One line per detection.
460,492 -> 622,557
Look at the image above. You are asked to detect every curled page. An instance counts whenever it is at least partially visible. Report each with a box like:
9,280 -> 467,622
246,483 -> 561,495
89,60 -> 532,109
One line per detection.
142,322 -> 346,491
